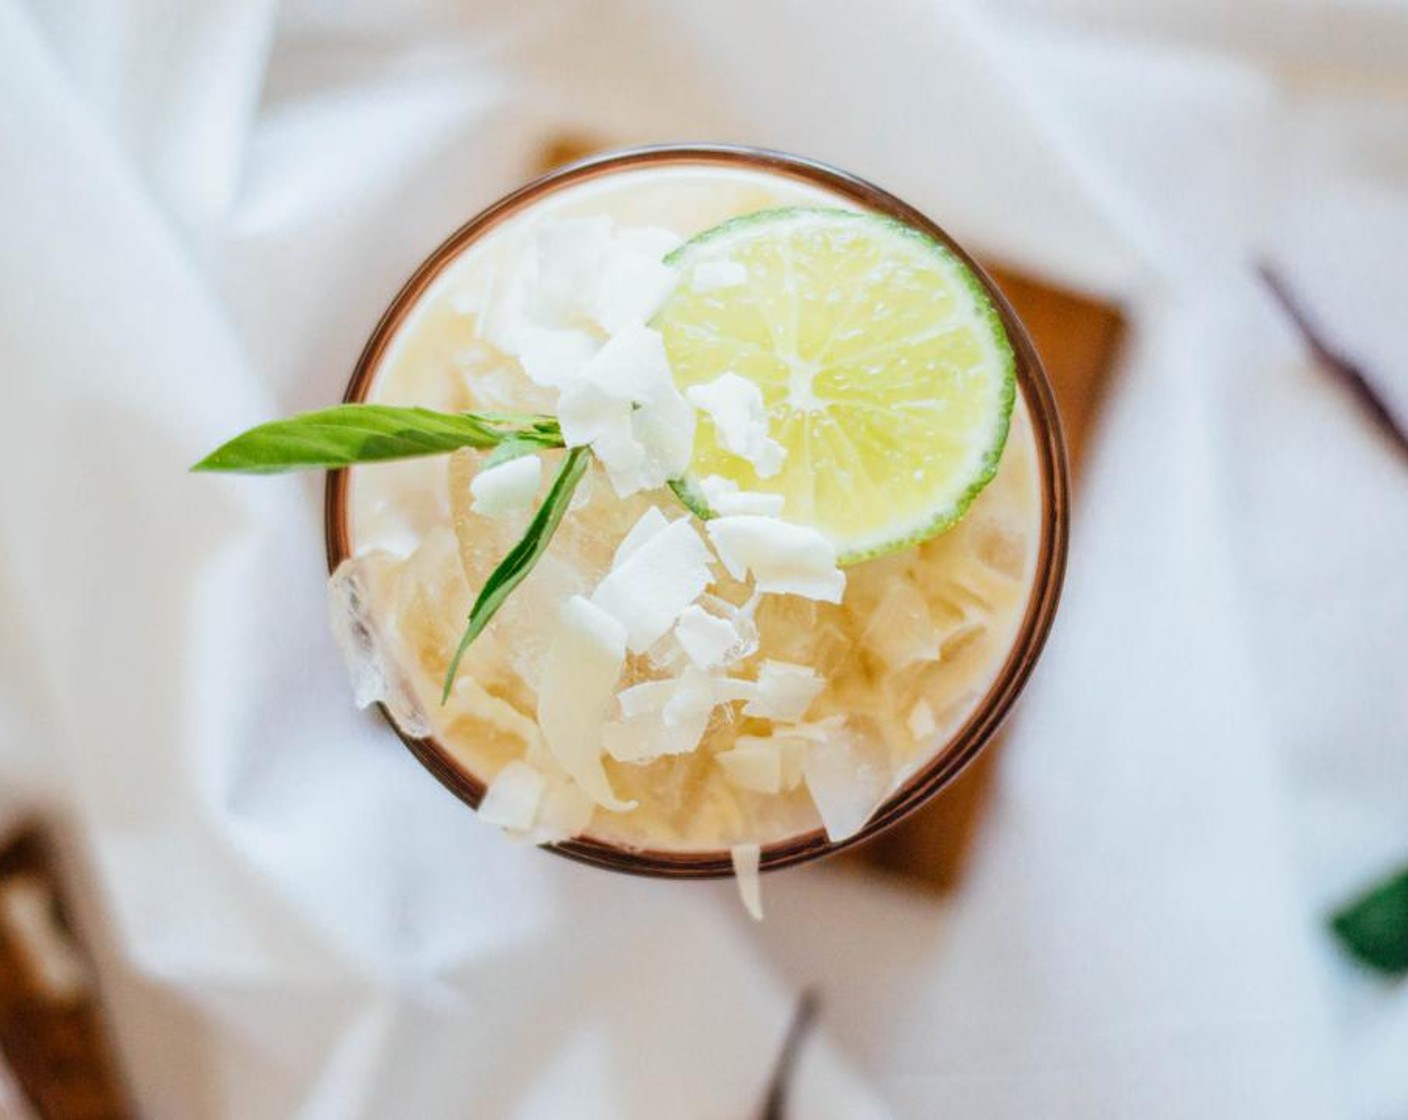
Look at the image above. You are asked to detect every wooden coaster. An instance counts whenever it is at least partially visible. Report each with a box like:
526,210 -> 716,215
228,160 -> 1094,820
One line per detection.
0,828 -> 133,1120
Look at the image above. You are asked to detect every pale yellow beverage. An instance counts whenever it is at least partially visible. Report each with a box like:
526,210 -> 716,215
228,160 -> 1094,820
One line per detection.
343,162 -> 1041,855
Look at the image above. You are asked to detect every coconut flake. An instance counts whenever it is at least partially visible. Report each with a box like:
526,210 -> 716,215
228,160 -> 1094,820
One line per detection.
604,666 -> 752,763
527,777 -> 596,844
569,322 -> 674,405
674,604 -> 741,670
906,699 -> 938,741
537,595 -> 635,811
557,325 -> 695,496
716,739 -> 783,794
801,722 -> 891,842
591,227 -> 682,334
475,218 -> 608,356
591,517 -> 714,652
470,454 -> 541,517
706,516 -> 845,602
476,254 -> 535,356
686,372 -> 786,478
774,736 -> 809,791
692,259 -> 748,293
731,843 -> 764,921
698,474 -> 785,517
479,760 -> 547,831
533,215 -> 615,323
602,708 -> 710,763
448,260 -> 492,316
743,660 -> 825,722
662,666 -> 723,728
515,326 -> 599,389
557,386 -> 642,489
613,506 -> 670,567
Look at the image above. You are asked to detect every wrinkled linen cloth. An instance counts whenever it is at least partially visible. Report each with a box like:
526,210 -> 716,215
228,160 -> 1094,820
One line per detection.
1,0 -> 1405,1116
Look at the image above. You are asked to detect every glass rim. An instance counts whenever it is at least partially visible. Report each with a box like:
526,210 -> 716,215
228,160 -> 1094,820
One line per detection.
325,142 -> 1070,879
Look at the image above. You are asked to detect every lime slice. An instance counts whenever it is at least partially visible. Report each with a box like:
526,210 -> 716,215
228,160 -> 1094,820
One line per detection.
656,208 -> 1015,565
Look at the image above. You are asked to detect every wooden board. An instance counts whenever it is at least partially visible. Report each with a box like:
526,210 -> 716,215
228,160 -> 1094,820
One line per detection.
0,828 -> 133,1120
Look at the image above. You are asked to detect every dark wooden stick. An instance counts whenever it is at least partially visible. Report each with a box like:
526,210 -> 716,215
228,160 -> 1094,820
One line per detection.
1256,262 -> 1408,463
757,989 -> 821,1120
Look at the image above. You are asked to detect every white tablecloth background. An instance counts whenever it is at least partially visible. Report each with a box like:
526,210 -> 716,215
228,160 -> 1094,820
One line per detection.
1,1 -> 1405,1116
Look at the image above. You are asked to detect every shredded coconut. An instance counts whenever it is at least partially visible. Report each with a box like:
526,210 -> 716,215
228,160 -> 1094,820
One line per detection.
515,326 -> 599,389
698,474 -> 786,517
591,227 -> 682,334
527,777 -> 596,844
557,325 -> 695,496
691,259 -> 748,293
686,372 -> 786,478
537,595 -> 634,810
906,699 -> 938,741
478,760 -> 547,830
743,660 -> 825,722
470,454 -> 541,517
716,740 -> 783,794
591,516 -> 714,652
674,604 -> 742,670
731,843 -> 764,920
706,516 -> 846,602
613,506 -> 670,567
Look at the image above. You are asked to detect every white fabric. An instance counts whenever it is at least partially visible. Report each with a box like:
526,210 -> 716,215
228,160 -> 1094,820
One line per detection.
1,1 -> 1404,1117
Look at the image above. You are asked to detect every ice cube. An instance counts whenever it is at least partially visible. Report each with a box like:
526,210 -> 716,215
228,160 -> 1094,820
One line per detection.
327,554 -> 431,738
861,578 -> 940,670
801,719 -> 894,842
969,514 -> 1029,580
906,699 -> 938,742
487,553 -> 592,691
448,448 -> 530,584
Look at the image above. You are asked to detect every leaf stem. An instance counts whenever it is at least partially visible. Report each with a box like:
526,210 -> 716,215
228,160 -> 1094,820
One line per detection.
441,447 -> 592,703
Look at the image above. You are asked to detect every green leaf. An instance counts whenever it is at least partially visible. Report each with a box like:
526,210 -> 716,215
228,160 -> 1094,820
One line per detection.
192,404 -> 562,474
483,438 -> 546,469
1330,864 -> 1408,976
441,446 -> 592,702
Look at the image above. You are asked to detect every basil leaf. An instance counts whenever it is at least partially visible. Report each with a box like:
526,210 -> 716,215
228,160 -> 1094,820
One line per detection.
441,447 -> 592,702
192,405 -> 562,474
1330,864 -> 1408,976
